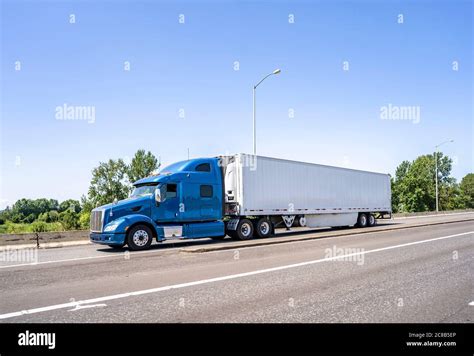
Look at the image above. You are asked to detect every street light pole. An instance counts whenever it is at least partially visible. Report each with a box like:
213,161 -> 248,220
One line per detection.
253,86 -> 256,155
434,139 -> 454,212
253,69 -> 281,155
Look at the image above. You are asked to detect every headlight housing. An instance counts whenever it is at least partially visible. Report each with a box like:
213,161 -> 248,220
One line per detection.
104,222 -> 120,232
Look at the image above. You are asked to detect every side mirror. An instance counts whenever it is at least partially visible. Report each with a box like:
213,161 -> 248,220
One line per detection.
155,187 -> 162,204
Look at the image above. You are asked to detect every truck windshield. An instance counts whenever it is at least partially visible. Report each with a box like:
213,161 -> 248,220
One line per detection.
130,184 -> 157,198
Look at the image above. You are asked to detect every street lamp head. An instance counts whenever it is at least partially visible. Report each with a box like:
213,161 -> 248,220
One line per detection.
273,69 -> 281,75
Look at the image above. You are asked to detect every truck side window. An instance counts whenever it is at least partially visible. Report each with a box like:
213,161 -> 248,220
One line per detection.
195,163 -> 210,172
200,185 -> 213,198
167,184 -> 177,198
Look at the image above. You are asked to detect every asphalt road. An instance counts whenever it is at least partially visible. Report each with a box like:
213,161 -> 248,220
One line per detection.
0,213 -> 472,323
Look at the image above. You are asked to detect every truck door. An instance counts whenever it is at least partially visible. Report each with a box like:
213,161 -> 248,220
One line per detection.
153,183 -> 181,222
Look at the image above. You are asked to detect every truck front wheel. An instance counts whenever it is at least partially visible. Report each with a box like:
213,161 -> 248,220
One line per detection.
127,225 -> 153,251
234,219 -> 254,240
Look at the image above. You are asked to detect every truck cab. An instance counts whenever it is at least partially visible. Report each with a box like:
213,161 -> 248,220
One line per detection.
90,157 -> 225,250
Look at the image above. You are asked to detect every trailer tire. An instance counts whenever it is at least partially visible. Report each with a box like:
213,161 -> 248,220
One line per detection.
297,216 -> 306,227
367,214 -> 376,227
357,213 -> 368,228
234,219 -> 254,240
127,225 -> 153,251
254,218 -> 272,238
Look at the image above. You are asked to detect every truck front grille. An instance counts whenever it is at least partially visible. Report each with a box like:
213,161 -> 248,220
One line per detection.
90,210 -> 104,232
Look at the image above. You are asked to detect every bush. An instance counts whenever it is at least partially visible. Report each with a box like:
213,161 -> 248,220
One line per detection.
48,210 -> 59,222
59,210 -> 80,230
38,212 -> 49,222
79,211 -> 91,230
24,213 -> 36,224
31,221 -> 48,233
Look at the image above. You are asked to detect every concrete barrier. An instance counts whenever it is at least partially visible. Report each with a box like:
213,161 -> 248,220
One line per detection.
0,230 -> 88,247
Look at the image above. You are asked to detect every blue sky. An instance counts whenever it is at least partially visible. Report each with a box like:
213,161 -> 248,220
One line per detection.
0,0 -> 472,209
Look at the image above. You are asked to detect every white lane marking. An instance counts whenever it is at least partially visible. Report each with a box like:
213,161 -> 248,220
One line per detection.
68,303 -> 107,312
394,212 -> 474,220
0,231 -> 471,321
469,301 -> 474,306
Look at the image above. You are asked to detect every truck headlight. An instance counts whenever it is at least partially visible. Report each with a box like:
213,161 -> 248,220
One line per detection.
104,222 -> 119,232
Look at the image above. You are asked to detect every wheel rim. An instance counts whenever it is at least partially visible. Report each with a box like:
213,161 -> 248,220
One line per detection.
369,215 -> 375,225
259,221 -> 270,235
299,217 -> 306,227
240,223 -> 252,237
360,215 -> 367,226
132,229 -> 149,247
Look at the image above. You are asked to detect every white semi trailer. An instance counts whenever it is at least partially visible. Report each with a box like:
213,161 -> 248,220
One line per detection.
222,154 -> 392,240
90,153 -> 392,249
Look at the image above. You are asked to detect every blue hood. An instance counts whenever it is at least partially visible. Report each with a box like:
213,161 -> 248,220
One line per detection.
99,195 -> 152,225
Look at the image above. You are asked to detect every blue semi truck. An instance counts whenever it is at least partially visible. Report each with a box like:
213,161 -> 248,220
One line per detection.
90,154 -> 392,250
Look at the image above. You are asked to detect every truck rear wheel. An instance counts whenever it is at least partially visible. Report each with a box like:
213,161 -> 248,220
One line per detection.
127,225 -> 153,251
367,214 -> 376,227
234,219 -> 254,240
255,218 -> 272,238
357,213 -> 368,228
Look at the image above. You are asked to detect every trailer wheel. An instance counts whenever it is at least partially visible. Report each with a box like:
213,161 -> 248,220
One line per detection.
255,218 -> 272,238
367,214 -> 376,227
234,219 -> 254,240
297,216 -> 306,227
357,213 -> 368,228
127,225 -> 153,251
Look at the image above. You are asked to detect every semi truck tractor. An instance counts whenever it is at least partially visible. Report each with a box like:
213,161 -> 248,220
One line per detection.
90,154 -> 392,250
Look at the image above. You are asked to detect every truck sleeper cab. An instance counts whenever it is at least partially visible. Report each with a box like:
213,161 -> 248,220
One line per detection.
90,154 -> 392,250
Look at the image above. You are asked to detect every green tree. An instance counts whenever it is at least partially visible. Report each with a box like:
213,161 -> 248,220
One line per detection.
38,212 -> 50,222
127,149 -> 159,184
24,213 -> 36,224
79,211 -> 91,229
9,198 -> 59,223
59,199 -> 81,213
86,150 -> 159,208
87,159 -> 129,207
48,210 -> 60,222
80,195 -> 94,214
391,152 -> 454,213
59,210 -> 80,230
460,173 -> 474,208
